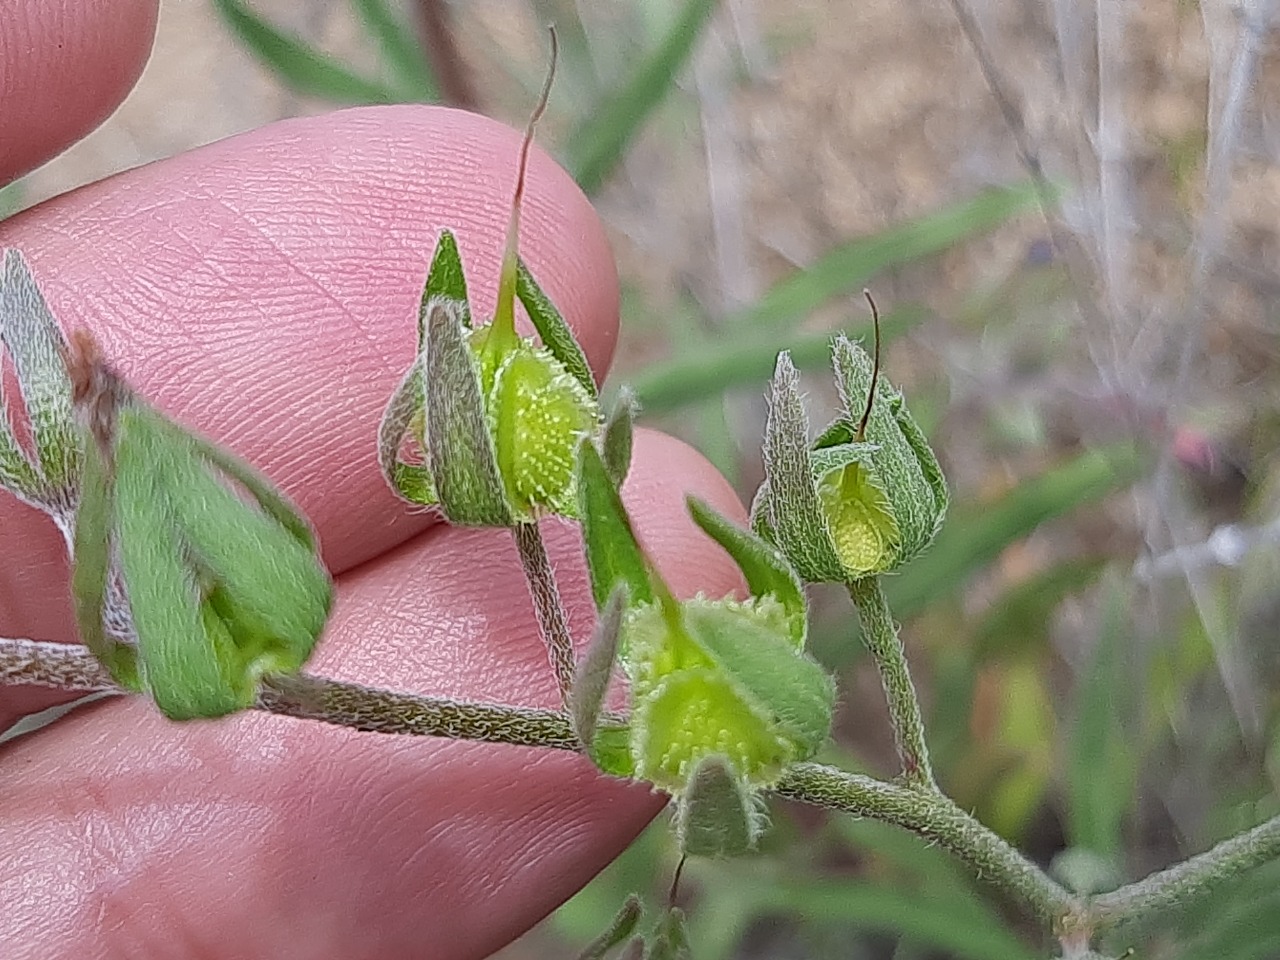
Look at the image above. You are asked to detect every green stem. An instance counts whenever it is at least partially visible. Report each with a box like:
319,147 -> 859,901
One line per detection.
774,761 -> 1076,924
0,636 -> 587,748
1089,811 -> 1280,933
260,673 -> 583,749
847,576 -> 935,788
0,637 -> 120,691
513,520 -> 578,709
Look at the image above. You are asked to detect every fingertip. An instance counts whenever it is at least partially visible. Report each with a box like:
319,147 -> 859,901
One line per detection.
0,0 -> 159,183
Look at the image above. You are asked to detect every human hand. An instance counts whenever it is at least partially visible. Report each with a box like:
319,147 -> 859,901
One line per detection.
0,4 -> 745,957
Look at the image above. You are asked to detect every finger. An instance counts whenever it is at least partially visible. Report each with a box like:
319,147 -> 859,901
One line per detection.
1,431 -> 745,960
0,0 -> 159,183
0,106 -> 619,725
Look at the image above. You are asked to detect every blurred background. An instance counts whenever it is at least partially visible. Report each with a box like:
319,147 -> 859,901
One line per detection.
6,0 -> 1280,956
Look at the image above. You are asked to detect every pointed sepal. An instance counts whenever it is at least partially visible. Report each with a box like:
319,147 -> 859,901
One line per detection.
572,586 -> 626,749
575,895 -> 644,960
645,908 -> 690,960
0,250 -> 80,518
687,496 -> 807,648
517,259 -> 597,399
424,299 -> 513,526
675,754 -> 765,857
751,351 -> 846,582
577,438 -> 654,611
602,387 -> 638,487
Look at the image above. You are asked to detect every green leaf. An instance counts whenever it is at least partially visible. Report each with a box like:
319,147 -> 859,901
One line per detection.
676,755 -> 760,858
602,387 -> 637,486
420,230 -> 471,340
423,299 -> 512,525
576,438 -> 654,610
573,587 -> 626,750
516,260 -> 597,399
628,305 -> 925,416
687,496 -> 807,648
351,0 -> 440,101
753,352 -> 845,582
0,250 -> 78,506
726,183 -> 1044,332
575,895 -> 644,960
213,0 -> 401,104
565,0 -> 718,193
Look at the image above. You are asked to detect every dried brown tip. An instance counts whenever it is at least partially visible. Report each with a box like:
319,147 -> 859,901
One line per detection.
510,26 -> 559,229
64,328 -> 103,406
855,289 -> 882,443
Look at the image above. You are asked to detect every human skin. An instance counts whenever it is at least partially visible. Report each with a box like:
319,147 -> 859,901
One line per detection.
0,3 -> 746,957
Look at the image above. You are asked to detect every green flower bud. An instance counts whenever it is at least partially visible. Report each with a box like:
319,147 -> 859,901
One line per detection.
66,332 -> 332,720
624,594 -> 833,793
752,333 -> 948,583
573,440 -> 835,855
377,71 -> 600,525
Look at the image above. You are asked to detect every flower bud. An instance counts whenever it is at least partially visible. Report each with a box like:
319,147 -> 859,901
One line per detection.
573,440 -> 834,855
752,335 -> 948,583
377,58 -> 600,525
67,332 -> 332,719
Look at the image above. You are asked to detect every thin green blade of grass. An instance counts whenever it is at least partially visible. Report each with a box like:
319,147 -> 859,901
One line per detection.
351,0 -> 440,101
729,182 -> 1046,332
626,305 -> 926,415
886,445 -> 1145,620
717,880 -> 1036,960
214,0 -> 401,105
565,0 -> 718,194
1067,572 -> 1137,862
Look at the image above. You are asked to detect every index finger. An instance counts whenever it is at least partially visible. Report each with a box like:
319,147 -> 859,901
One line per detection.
0,106 -> 619,717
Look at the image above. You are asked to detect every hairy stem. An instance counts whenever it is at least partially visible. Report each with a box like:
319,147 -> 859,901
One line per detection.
0,636 -> 119,691
260,672 -> 583,749
1089,811 -> 1280,933
847,577 -> 935,788
513,520 -> 578,709
774,761 -> 1075,923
